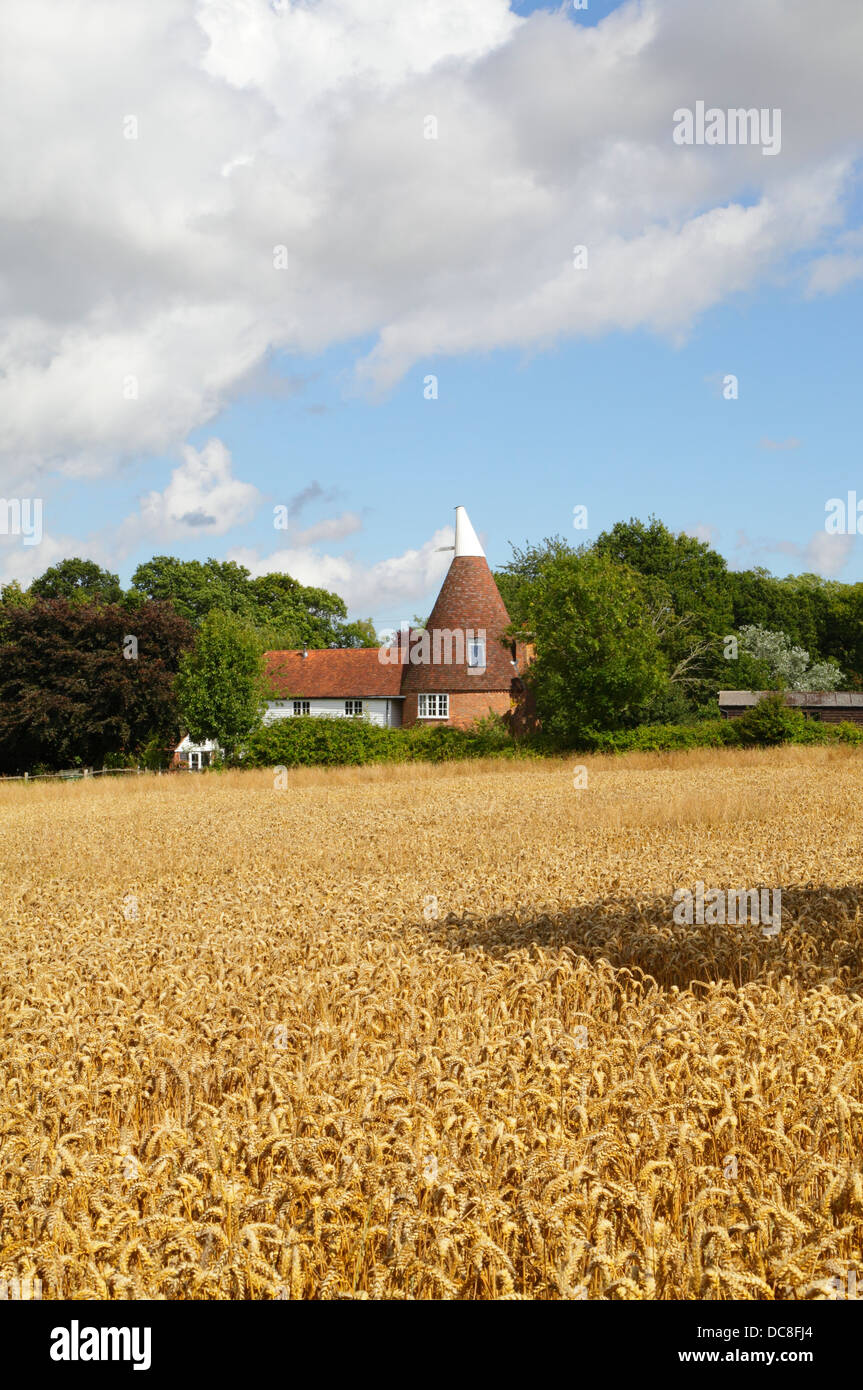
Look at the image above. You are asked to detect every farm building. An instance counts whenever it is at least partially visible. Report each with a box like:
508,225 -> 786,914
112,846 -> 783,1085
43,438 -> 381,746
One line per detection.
719,691 -> 863,723
264,506 -> 532,731
264,646 -> 404,728
175,506 -> 533,764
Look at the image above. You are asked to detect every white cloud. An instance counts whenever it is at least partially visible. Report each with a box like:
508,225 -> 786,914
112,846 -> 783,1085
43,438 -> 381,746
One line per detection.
732,527 -> 856,578
806,227 -> 863,296
802,529 -> 855,577
684,523 -> 719,546
290,512 -> 363,546
133,438 -> 261,541
1,0 -> 863,481
228,524 -> 455,617
0,532 -> 115,589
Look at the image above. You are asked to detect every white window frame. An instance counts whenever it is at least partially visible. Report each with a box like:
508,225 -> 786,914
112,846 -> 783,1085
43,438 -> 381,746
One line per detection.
418,693 -> 449,719
345,700 -> 363,717
293,699 -> 310,715
467,638 -> 486,670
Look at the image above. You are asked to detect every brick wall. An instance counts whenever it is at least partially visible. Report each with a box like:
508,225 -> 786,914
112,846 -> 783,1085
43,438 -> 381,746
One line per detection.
402,689 -> 513,730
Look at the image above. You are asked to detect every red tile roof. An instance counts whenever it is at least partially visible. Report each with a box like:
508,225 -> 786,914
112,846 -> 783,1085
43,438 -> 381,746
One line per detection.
264,648 -> 404,699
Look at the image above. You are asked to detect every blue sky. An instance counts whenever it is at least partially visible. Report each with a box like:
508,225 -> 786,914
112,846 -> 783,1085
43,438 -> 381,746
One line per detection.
3,0 -> 863,630
98,269 -> 863,635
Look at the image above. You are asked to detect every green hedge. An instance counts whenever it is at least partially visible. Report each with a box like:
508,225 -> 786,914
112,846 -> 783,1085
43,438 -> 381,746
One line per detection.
577,710 -> 863,755
578,719 -> 736,754
238,713 -> 528,769
226,706 -> 863,769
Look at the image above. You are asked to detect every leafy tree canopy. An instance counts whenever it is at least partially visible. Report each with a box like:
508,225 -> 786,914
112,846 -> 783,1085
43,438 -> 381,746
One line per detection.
594,516 -> 733,642
29,558 -> 124,605
131,557 -> 377,648
509,549 -> 668,742
0,598 -> 194,774
736,625 -> 844,691
494,535 -> 579,625
174,610 -> 268,753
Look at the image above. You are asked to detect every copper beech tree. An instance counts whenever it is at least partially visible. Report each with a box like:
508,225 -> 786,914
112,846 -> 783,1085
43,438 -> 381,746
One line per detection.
0,598 -> 194,773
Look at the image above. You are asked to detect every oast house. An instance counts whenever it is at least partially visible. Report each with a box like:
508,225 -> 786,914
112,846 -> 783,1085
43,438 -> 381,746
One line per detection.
175,506 -> 532,765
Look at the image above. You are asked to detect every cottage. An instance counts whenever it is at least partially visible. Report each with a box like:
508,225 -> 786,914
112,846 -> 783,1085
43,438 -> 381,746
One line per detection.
719,691 -> 863,724
264,646 -> 404,727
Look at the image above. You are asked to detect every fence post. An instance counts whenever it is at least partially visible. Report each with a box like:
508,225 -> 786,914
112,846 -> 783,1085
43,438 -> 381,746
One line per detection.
24,771 -> 28,783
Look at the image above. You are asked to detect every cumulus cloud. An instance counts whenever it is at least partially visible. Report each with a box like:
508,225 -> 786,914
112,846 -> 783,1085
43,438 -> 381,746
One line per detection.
132,438 -> 261,541
802,529 -> 856,576
0,532 -> 116,589
2,0 -> 863,483
227,524 -> 456,617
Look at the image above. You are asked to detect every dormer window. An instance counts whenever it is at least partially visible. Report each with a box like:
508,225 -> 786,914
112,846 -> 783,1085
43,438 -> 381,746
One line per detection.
467,637 -> 485,670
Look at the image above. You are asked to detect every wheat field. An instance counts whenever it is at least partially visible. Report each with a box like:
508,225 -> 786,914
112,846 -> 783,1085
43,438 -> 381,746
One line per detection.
0,746 -> 861,1299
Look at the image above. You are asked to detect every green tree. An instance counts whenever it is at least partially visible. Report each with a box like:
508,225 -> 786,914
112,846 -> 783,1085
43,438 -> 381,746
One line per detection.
494,535 -> 578,625
733,692 -> 806,747
29,558 -> 123,605
175,610 -> 267,755
593,516 -> 733,701
736,625 -> 843,691
514,550 -> 668,742
131,556 -> 376,649
248,573 -> 374,648
0,599 -> 193,773
340,617 -> 378,648
594,516 -> 732,626
727,569 -> 830,657
131,557 -> 256,625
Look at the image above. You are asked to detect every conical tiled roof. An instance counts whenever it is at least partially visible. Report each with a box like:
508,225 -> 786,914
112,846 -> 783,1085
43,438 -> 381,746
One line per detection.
401,510 -> 516,693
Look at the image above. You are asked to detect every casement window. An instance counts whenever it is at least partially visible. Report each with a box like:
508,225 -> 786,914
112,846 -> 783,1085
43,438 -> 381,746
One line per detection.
467,637 -> 486,669
345,700 -> 363,717
293,700 -> 310,715
418,693 -> 449,719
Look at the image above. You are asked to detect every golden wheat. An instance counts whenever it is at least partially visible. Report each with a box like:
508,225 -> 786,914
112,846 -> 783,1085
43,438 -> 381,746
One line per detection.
0,747 -> 861,1299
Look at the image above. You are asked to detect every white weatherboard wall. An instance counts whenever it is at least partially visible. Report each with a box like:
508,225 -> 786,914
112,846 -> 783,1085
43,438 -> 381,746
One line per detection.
264,699 -> 402,728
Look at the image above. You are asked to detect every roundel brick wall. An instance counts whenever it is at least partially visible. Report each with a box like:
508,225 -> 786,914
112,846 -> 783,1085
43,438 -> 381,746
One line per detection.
400,555 -> 517,695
